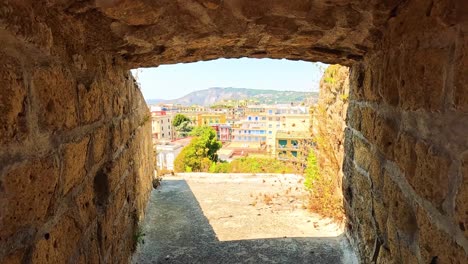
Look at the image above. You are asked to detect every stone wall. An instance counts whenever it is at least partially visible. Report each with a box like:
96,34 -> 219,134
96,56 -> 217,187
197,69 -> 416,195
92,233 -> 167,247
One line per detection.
344,0 -> 468,262
314,65 -> 349,199
0,44 -> 154,263
1,0 -> 467,263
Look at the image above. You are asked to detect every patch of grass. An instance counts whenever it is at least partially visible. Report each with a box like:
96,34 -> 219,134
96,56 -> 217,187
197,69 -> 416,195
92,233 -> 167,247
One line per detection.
133,226 -> 145,246
213,157 -> 297,174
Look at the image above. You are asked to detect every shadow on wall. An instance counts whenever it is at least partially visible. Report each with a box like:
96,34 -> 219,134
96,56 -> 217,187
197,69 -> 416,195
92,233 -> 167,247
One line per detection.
132,179 -> 354,264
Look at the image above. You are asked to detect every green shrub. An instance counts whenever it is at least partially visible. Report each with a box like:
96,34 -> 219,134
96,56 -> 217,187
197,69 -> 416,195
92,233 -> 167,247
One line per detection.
304,150 -> 319,189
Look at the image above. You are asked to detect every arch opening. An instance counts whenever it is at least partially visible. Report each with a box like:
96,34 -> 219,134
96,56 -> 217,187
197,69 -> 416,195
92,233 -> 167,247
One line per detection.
0,0 -> 467,263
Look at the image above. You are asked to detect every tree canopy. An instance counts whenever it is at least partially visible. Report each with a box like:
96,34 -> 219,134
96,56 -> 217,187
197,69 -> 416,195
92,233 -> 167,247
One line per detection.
174,126 -> 222,172
172,114 -> 191,127
172,114 -> 192,138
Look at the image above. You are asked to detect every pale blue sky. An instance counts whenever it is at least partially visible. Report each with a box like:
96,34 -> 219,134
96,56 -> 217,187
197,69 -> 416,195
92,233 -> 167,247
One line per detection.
133,58 -> 327,100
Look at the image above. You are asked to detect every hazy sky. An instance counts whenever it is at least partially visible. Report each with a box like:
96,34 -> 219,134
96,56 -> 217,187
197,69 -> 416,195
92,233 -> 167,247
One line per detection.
133,58 -> 327,100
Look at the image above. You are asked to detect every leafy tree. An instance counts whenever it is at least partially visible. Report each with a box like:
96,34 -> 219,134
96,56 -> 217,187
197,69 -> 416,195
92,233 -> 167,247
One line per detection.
172,114 -> 192,138
174,127 -> 222,172
172,114 -> 191,127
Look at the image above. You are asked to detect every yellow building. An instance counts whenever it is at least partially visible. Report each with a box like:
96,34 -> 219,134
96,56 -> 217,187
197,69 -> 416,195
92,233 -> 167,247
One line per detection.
197,113 -> 227,126
275,131 -> 311,161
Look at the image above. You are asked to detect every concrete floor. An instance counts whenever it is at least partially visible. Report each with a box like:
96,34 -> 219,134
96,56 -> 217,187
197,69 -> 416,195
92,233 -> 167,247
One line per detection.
132,173 -> 358,264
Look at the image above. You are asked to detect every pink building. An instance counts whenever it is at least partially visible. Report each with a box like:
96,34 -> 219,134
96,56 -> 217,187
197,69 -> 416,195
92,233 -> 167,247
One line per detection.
218,125 -> 232,142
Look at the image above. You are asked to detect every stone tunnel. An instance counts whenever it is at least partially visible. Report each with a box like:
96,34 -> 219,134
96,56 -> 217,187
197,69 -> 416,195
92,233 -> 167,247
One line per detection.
0,0 -> 467,263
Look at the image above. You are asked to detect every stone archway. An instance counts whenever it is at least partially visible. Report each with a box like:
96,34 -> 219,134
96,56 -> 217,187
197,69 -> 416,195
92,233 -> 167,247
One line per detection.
0,1 -> 467,263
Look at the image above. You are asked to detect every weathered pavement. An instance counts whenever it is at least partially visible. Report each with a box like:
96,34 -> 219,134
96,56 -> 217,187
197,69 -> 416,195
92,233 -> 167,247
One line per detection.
132,173 -> 357,264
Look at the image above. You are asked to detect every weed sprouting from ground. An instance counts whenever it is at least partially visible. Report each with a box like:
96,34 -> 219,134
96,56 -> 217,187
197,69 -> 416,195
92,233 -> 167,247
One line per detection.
134,227 -> 146,246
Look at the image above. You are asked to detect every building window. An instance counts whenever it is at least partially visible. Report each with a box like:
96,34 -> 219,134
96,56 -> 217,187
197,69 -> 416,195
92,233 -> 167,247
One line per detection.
268,110 -> 273,114
269,124 -> 272,128
268,131 -> 272,134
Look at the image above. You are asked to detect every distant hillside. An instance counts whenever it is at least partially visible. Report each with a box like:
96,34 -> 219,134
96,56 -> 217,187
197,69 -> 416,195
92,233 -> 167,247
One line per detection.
146,87 -> 318,106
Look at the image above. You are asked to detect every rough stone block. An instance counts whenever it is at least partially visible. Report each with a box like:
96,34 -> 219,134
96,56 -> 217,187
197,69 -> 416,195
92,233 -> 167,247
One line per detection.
101,82 -> 115,119
399,48 -> 448,111
372,198 -> 387,239
33,66 -> 78,131
385,217 -> 401,262
349,63 -> 365,101
62,136 -> 90,194
383,172 -> 417,239
359,106 -> 376,141
75,179 -> 97,227
0,156 -> 59,239
369,157 -> 383,195
379,49 -> 401,106
417,206 -> 468,264
106,155 -> 123,193
453,33 -> 468,112
32,214 -> 81,264
0,54 -> 28,145
400,245 -> 418,264
376,247 -> 393,264
78,82 -> 103,124
74,220 -> 100,264
111,121 -> 123,153
373,115 -> 399,160
363,63 -> 381,102
91,125 -> 109,165
394,132 -> 417,180
358,218 -> 377,263
455,153 -> 468,239
1,249 -> 24,264
345,105 -> 360,132
413,140 -> 450,207
352,136 -> 372,171
350,168 -> 373,219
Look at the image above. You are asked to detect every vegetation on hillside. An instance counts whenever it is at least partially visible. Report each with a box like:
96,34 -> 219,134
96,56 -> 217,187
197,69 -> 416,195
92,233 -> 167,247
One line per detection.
152,87 -> 318,106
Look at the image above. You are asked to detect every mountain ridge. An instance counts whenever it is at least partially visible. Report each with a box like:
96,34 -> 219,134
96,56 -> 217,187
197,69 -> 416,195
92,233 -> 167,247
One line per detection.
146,87 -> 318,106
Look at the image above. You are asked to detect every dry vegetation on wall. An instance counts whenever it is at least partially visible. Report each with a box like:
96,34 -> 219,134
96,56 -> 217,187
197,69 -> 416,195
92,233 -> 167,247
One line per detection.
306,65 -> 350,221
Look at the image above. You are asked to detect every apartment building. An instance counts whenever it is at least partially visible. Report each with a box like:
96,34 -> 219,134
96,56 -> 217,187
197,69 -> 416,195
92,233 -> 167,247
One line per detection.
177,105 -> 207,113
276,131 -> 311,161
265,105 -> 311,154
231,113 -> 267,145
218,125 -> 232,142
151,111 -> 175,142
197,113 -> 227,126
